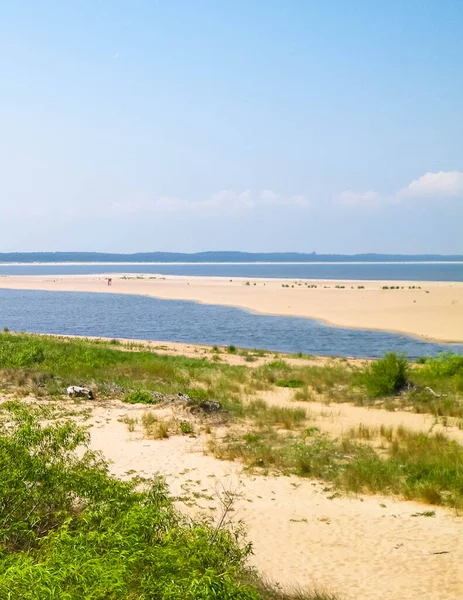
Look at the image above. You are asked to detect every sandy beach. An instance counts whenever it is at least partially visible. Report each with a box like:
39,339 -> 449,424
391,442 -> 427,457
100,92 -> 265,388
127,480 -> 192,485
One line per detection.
90,399 -> 463,600
1,273 -> 463,342
4,387 -> 462,600
1,332 -> 463,599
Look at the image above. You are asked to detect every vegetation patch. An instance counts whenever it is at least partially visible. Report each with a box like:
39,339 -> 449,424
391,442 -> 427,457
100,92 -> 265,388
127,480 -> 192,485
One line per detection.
362,353 -> 408,398
0,402 -> 336,599
275,379 -> 305,388
211,423 -> 463,508
123,389 -> 157,404
0,332 -> 462,418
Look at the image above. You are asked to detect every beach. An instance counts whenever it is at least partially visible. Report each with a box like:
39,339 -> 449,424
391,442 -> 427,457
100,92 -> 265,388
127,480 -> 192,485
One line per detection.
1,273 -> 463,343
3,350 -> 463,600
2,331 -> 463,599
87,399 -> 463,600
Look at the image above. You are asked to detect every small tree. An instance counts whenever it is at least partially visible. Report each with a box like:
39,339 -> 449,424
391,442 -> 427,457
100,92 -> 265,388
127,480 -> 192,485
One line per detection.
364,353 -> 408,398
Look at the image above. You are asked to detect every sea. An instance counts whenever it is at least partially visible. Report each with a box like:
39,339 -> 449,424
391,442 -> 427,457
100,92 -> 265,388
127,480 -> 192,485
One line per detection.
0,262 -> 462,358
0,261 -> 463,281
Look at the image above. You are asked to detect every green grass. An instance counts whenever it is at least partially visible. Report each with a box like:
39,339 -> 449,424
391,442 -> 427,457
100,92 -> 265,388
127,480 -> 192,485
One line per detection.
0,332 -> 462,417
242,400 -> 307,429
0,402 -> 333,600
0,332 -> 252,405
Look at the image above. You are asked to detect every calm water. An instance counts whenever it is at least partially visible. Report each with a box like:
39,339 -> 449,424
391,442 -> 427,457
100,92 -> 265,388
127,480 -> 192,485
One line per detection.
1,289 -> 462,359
0,262 -> 463,281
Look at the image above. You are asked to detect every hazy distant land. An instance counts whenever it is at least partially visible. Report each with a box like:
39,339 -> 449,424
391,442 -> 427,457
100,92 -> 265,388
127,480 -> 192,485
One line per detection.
1,251 -> 463,264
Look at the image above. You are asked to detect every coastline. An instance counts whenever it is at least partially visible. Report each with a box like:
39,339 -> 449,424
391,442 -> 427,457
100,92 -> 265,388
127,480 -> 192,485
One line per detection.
1,273 -> 463,343
2,260 -> 463,266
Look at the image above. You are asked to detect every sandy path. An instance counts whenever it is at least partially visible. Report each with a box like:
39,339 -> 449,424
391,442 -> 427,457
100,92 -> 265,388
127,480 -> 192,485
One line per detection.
1,273 -> 463,342
86,402 -> 463,600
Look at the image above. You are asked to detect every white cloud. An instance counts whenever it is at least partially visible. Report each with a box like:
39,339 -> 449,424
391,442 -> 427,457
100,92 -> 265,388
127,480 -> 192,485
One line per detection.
337,170 -> 463,209
260,190 -> 310,207
106,189 -> 310,216
260,189 -> 281,204
398,171 -> 463,198
336,190 -> 380,207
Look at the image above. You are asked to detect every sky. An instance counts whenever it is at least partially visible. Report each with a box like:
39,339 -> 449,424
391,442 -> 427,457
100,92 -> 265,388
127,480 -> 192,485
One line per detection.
0,0 -> 462,254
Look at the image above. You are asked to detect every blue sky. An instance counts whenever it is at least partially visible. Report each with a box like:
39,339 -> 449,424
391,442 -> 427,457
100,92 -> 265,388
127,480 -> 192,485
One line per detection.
1,1 -> 462,254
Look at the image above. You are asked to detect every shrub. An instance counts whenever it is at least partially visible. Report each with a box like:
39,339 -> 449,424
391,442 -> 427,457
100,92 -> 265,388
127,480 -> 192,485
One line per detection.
227,345 -> 237,354
0,403 -> 285,599
179,421 -> 194,435
422,353 -> 463,378
363,353 -> 408,398
123,390 -> 155,404
276,379 -> 305,388
0,402 -> 114,551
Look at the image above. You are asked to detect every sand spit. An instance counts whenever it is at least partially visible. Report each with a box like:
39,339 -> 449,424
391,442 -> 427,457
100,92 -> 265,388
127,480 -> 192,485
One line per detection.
1,273 -> 463,342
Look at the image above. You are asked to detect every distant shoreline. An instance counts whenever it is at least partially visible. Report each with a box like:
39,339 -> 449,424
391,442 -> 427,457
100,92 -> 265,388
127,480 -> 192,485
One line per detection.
1,260 -> 463,266
1,250 -> 463,265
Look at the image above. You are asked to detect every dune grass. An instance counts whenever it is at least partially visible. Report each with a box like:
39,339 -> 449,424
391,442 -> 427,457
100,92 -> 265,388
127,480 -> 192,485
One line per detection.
2,330 -> 463,405
1,332 -> 463,509
0,332 -> 462,418
211,422 -> 463,508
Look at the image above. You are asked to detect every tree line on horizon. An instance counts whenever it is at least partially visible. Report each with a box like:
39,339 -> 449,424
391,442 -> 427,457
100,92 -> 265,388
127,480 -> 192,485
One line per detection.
0,251 -> 462,263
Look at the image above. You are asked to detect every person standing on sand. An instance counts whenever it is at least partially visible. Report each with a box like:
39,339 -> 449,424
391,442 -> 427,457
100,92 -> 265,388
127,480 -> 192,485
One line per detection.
107,278 -> 112,287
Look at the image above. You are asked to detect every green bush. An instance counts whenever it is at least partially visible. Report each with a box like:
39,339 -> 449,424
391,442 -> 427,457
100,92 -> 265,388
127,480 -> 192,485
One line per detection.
123,389 -> 156,404
0,403 -> 334,599
421,353 -> 463,378
363,353 -> 408,398
275,379 -> 305,388
180,421 -> 194,435
0,404 -> 264,599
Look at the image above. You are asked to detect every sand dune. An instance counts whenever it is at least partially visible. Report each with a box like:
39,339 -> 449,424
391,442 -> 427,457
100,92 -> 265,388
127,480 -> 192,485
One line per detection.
83,399 -> 463,600
1,273 -> 463,342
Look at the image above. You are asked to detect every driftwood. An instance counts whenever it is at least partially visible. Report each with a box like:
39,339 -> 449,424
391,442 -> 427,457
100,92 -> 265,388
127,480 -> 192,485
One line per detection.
403,382 -> 447,398
423,386 -> 447,398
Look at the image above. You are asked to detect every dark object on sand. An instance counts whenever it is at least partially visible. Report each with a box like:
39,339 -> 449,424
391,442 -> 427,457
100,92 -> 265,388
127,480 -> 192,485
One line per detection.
198,400 -> 221,413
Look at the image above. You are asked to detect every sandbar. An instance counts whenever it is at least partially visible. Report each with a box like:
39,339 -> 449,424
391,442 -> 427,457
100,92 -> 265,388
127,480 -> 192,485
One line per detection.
0,273 -> 462,343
